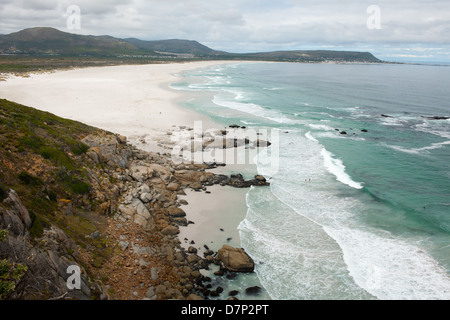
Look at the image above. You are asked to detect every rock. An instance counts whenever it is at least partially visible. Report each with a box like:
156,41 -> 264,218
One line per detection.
255,139 -> 271,147
172,218 -> 188,227
190,182 -> 203,190
90,231 -> 102,239
130,165 -> 154,182
150,268 -> 159,281
131,199 -> 153,230
229,290 -> 239,296
155,285 -> 167,295
187,254 -> 199,264
188,246 -> 198,254
187,294 -> 204,300
117,135 -> 127,144
245,286 -> 262,296
140,192 -> 153,203
86,149 -> 100,163
161,225 -> 179,236
217,244 -> 255,273
82,134 -> 131,168
118,241 -> 129,251
168,207 -> 186,218
423,116 -> 450,120
145,286 -> 156,300
254,175 -> 266,182
3,189 -> 32,229
166,182 -> 180,191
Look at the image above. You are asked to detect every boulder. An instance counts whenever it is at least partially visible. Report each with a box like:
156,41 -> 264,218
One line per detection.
3,189 -> 32,229
190,182 -> 203,190
161,225 -> 179,236
130,165 -> 154,182
217,244 -> 254,273
168,207 -> 186,218
140,192 -> 153,203
254,175 -> 266,182
82,134 -> 131,168
245,286 -> 262,296
166,182 -> 180,191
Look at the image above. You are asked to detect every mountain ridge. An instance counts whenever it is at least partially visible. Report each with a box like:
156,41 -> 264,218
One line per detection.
0,27 -> 382,63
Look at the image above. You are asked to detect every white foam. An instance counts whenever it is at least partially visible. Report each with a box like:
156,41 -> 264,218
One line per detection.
212,94 -> 305,125
308,123 -> 336,131
251,130 -> 450,300
320,148 -> 364,189
325,226 -> 450,300
305,131 -> 319,143
415,121 -> 450,139
385,140 -> 450,155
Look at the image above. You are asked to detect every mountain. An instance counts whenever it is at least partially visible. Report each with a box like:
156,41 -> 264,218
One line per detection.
0,27 -> 225,58
0,27 -> 140,56
0,27 -> 382,63
124,38 -> 227,56
240,50 -> 381,63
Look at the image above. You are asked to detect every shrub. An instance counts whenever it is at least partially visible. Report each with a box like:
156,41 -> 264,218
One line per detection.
0,230 -> 28,300
0,184 -> 7,202
19,134 -> 44,152
18,172 -> 42,186
39,146 -> 74,170
69,179 -> 91,195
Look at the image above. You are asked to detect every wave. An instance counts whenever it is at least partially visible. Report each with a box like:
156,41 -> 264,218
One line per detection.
212,94 -> 306,125
305,131 -> 318,143
308,123 -> 336,131
320,148 -> 364,189
384,140 -> 450,155
325,226 -> 450,300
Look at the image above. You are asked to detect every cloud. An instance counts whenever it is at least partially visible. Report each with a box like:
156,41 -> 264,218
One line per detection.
0,0 -> 449,60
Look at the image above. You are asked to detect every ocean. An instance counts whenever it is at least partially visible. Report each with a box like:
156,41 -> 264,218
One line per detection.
170,61 -> 450,300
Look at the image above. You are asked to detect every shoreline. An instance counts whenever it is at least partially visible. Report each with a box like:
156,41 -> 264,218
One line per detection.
0,60 -> 270,300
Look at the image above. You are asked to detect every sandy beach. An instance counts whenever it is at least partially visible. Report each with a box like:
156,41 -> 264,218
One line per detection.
0,60 -> 270,300
0,61 -> 231,151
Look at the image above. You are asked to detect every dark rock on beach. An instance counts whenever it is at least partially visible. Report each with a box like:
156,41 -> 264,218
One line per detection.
245,286 -> 262,296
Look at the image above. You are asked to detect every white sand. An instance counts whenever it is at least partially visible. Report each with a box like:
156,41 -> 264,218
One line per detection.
0,60 -> 270,299
0,61 -> 233,151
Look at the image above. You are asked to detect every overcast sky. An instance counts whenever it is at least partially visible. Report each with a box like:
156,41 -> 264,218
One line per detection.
1,0 -> 449,62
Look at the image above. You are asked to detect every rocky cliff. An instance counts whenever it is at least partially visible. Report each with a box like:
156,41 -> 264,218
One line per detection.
0,99 -> 267,300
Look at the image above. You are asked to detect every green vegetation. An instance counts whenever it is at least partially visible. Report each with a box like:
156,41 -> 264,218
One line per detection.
0,230 -> 28,300
28,211 -> 49,238
0,184 -> 7,202
0,99 -> 100,234
18,172 -> 43,186
0,27 -> 382,74
0,99 -> 120,299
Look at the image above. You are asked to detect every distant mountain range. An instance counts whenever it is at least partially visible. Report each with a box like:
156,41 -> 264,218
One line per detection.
0,27 -> 382,63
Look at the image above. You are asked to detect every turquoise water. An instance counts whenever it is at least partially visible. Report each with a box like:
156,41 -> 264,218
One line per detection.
171,62 -> 450,300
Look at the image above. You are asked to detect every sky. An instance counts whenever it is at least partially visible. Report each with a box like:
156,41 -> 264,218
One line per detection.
0,0 -> 449,63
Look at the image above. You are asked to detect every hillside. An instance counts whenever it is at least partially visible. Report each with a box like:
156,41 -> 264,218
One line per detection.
0,99 -> 270,300
0,27 -> 382,63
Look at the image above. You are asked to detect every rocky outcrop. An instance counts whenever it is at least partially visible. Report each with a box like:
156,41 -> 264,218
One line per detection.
2,189 -> 32,231
217,245 -> 255,273
2,128 -> 267,300
0,190 -> 103,300
82,133 -> 132,168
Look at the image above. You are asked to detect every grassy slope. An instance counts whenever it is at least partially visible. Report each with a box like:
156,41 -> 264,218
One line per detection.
0,99 -> 113,268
